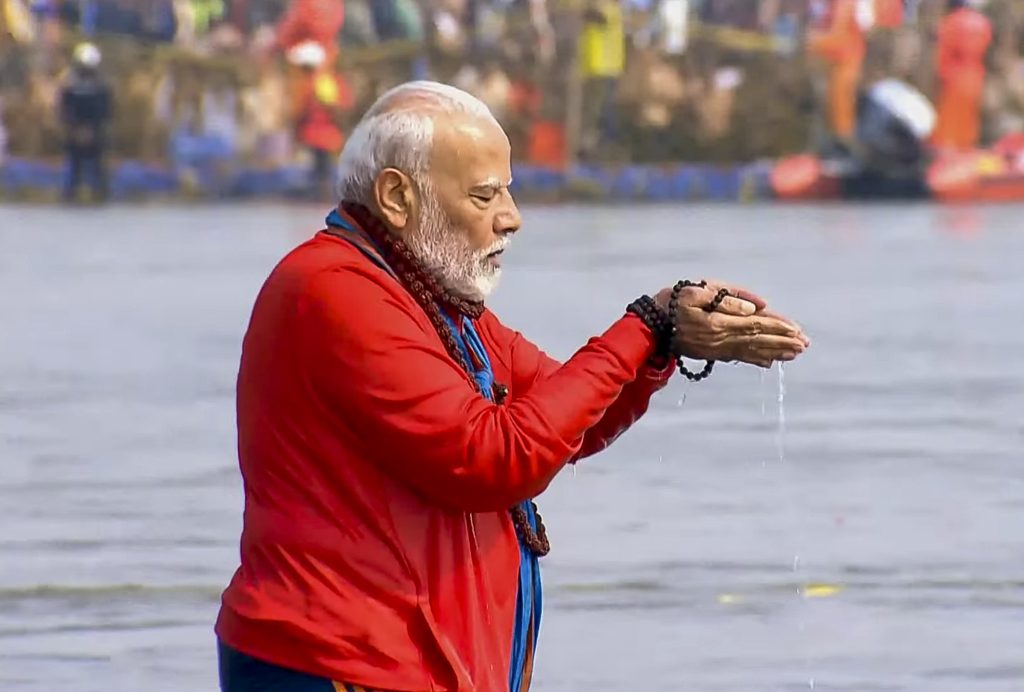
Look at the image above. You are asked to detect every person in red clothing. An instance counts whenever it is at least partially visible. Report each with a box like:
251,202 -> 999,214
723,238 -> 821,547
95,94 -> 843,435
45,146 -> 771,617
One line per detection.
932,0 -> 992,151
215,81 -> 810,692
288,40 -> 351,200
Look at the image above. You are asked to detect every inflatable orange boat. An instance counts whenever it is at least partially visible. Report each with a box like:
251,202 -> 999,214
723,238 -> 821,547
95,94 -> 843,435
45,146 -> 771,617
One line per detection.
926,134 -> 1024,202
773,134 -> 1024,203
771,79 -> 1024,203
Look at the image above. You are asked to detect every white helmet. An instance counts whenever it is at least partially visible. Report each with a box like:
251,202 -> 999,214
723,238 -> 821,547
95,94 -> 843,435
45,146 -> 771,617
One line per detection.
866,78 -> 936,139
287,40 -> 326,68
73,42 -> 102,68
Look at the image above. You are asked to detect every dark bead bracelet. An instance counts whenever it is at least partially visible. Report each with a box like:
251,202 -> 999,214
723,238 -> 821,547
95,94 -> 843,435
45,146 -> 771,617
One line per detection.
667,280 -> 733,382
626,295 -> 673,360
704,287 -> 730,313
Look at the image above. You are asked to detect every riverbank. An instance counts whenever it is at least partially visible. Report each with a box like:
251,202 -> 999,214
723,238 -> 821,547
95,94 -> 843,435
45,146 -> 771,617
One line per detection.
0,157 -> 776,203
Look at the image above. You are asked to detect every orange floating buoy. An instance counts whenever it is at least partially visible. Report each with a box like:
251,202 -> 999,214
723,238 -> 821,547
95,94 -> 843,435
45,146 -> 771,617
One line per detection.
992,132 -> 1024,160
770,154 -> 825,200
927,150 -> 983,201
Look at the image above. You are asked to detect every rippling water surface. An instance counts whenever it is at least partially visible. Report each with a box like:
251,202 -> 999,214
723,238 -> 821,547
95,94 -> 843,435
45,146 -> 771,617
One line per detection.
2,202 -> 1022,691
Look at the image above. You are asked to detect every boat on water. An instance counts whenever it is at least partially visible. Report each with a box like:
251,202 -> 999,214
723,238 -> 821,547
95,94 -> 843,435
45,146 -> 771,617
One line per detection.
771,78 -> 1024,203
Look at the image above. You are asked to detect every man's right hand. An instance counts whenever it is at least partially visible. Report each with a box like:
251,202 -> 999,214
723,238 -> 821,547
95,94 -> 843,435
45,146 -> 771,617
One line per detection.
654,282 -> 810,369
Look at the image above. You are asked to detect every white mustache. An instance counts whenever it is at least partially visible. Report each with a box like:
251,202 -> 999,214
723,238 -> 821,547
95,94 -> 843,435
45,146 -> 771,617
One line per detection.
477,236 -> 511,259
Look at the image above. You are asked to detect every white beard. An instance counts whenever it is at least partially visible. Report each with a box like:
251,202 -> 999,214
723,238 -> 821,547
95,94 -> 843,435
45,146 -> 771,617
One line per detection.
404,181 -> 507,302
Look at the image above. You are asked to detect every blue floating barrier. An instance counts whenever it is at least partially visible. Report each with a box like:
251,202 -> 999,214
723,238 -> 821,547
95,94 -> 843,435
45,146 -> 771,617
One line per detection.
610,165 -> 648,199
110,160 -> 179,198
1,158 -> 63,193
511,164 -> 568,195
231,167 -> 296,197
1,155 -> 774,203
534,168 -> 567,193
668,165 -> 700,200
643,167 -> 677,201
568,163 -> 614,196
740,161 -> 774,200
697,165 -> 741,201
509,164 -> 537,193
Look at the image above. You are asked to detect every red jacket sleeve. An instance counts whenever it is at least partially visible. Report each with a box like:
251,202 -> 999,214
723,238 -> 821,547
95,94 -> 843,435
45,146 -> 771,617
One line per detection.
300,266 -> 658,512
479,313 -> 672,462
573,361 -> 673,460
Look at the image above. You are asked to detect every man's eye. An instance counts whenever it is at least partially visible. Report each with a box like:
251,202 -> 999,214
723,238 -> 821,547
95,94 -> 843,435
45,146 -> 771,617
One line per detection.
472,192 -> 495,202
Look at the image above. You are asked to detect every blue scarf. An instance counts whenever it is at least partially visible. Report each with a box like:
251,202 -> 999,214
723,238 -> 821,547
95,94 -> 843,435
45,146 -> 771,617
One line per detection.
325,209 -> 542,692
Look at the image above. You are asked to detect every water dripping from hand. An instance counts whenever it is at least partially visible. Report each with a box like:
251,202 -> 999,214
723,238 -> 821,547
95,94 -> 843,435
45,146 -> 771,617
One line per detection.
776,362 -> 786,461
760,367 -> 767,417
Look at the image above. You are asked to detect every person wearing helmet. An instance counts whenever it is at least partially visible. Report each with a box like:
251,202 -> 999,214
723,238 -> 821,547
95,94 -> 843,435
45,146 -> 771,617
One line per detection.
287,40 -> 350,200
60,42 -> 112,203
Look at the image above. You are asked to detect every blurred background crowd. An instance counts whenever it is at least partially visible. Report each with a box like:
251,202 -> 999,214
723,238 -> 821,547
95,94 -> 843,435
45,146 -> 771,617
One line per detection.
2,0 -> 1024,200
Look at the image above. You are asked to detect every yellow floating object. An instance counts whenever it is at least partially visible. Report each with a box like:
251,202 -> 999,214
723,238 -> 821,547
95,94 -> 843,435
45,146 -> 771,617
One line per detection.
716,593 -> 742,604
314,73 -> 339,105
975,154 -> 1006,177
802,583 -> 843,599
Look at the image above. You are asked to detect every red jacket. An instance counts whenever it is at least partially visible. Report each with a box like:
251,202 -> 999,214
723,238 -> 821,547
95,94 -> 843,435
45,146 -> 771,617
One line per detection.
292,71 -> 347,153
215,227 -> 672,691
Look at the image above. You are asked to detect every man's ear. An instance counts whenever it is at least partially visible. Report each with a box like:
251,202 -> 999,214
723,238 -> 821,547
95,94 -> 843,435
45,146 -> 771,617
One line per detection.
373,168 -> 416,233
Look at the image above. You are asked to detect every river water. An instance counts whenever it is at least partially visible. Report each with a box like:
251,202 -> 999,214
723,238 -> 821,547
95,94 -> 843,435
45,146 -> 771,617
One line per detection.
1,202 -> 1022,691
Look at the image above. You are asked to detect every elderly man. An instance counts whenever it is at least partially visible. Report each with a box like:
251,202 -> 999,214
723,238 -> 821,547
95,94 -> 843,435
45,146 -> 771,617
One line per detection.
215,81 -> 809,692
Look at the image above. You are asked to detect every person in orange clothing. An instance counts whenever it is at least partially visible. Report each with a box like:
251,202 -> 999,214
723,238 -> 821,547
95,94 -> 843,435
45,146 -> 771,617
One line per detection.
215,81 -> 810,692
808,0 -> 871,143
932,0 -> 993,150
288,41 -> 351,200
874,0 -> 903,28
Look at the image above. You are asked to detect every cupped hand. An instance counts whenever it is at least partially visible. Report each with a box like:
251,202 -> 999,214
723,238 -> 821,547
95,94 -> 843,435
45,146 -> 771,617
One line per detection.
655,281 -> 809,369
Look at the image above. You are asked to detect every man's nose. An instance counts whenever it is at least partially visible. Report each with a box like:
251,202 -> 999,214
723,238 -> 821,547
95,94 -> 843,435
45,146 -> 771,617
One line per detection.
495,193 -> 521,236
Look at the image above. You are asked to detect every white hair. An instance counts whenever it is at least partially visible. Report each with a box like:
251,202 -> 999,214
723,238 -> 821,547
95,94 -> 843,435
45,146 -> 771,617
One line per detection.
335,81 -> 496,204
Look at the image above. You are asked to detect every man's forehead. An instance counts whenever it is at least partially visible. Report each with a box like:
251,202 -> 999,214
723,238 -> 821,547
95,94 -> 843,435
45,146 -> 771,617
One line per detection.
430,115 -> 511,184
433,113 -> 506,150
